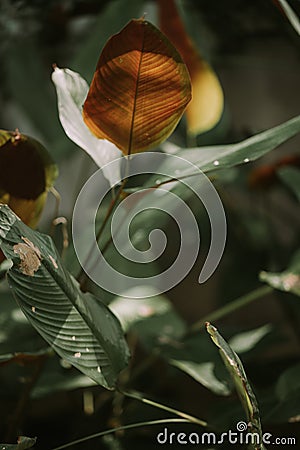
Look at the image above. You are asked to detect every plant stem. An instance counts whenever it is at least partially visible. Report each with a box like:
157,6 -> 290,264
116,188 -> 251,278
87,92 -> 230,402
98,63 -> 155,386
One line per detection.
119,389 -> 208,428
50,418 -> 189,450
186,285 -> 273,337
127,286 -> 274,385
77,178 -> 127,291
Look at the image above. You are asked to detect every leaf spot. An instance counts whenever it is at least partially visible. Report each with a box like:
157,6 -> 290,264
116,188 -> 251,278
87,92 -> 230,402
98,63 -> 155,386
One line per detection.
213,160 -> 220,166
31,306 -> 36,313
74,352 -> 81,358
244,158 -> 250,163
97,366 -> 101,373
72,336 -> 76,341
13,238 -> 41,276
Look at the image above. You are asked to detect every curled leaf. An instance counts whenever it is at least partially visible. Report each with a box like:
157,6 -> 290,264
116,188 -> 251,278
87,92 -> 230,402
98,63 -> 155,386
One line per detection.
206,323 -> 265,448
83,18 -> 191,155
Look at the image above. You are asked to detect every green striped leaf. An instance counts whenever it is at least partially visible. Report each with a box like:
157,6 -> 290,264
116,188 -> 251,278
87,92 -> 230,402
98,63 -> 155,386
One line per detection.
0,205 -> 129,390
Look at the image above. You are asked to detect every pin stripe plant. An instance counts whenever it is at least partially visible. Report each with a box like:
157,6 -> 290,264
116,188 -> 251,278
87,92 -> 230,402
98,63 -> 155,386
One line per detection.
1,4 -> 300,449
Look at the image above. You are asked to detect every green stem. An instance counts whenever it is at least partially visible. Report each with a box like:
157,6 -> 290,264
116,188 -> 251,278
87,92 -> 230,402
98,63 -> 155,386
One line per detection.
127,287 -> 273,385
51,418 -> 189,450
186,285 -> 273,337
120,389 -> 208,428
77,178 -> 127,291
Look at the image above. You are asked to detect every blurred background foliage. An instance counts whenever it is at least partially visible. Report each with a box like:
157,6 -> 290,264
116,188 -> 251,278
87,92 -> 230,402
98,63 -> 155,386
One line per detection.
1,0 -> 300,449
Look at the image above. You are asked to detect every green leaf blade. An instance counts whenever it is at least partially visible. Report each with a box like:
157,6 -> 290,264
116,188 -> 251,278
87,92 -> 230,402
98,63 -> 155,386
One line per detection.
160,114 -> 300,174
0,205 -> 129,390
260,249 -> 300,297
206,323 -> 264,449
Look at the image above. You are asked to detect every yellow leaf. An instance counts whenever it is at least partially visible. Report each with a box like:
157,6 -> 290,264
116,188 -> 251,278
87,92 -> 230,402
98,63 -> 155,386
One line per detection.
158,0 -> 224,137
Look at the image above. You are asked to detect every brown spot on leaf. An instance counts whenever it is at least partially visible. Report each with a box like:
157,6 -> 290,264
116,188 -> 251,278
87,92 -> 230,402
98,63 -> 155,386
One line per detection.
13,237 -> 41,276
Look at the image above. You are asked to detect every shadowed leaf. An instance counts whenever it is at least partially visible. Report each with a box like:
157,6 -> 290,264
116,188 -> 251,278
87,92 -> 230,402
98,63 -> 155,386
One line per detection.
0,129 -> 58,228
0,436 -> 36,450
0,348 -> 51,367
159,333 -> 232,396
278,166 -> 300,202
228,324 -> 272,354
110,289 -> 186,347
83,19 -> 191,155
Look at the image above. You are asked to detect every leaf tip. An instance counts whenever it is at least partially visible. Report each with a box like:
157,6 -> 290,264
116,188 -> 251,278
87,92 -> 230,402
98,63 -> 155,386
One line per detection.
205,321 -> 212,331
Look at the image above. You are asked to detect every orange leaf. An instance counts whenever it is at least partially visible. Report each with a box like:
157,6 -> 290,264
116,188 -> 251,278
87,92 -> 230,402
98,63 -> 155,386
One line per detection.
158,0 -> 224,137
83,18 -> 191,155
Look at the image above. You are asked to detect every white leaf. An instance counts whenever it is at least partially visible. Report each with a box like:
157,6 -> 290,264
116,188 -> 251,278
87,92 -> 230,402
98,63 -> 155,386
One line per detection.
51,67 -> 122,186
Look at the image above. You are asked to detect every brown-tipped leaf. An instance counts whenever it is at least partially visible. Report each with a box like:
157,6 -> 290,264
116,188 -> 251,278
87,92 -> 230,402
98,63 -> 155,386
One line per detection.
83,19 -> 191,155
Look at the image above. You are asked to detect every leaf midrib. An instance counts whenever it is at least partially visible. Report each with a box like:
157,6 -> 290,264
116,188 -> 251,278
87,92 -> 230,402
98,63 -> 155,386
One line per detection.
127,22 -> 145,156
